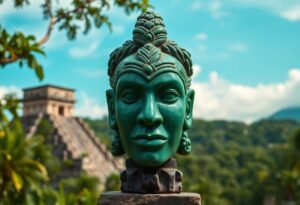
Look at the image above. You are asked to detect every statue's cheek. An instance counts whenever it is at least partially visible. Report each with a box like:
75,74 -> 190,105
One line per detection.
159,100 -> 185,124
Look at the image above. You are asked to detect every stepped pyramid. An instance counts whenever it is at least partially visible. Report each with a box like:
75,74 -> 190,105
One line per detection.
21,84 -> 123,185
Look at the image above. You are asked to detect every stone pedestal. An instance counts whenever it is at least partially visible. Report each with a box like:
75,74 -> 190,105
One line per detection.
121,158 -> 183,193
99,191 -> 201,205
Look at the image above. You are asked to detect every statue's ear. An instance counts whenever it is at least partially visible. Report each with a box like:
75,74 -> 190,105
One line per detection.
184,89 -> 195,130
106,89 -> 117,130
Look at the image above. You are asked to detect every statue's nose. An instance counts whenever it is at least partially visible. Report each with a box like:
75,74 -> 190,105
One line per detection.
137,94 -> 163,128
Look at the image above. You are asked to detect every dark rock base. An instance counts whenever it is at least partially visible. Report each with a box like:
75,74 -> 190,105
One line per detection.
121,158 -> 183,193
99,191 -> 201,205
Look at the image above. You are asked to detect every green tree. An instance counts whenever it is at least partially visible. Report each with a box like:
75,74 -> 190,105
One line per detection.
0,0 -> 152,80
0,1 -> 152,204
0,120 -> 49,204
57,173 -> 100,205
175,119 -> 300,205
104,173 -> 120,191
274,129 -> 300,204
0,94 -> 19,135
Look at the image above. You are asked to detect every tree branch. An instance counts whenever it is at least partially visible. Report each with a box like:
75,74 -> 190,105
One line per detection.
37,16 -> 56,45
0,49 -> 19,64
0,0 -> 148,66
0,0 -> 95,65
38,0 -> 96,45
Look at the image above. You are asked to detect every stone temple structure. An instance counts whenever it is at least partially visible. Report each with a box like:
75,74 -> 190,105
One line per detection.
21,84 -> 122,186
23,84 -> 75,117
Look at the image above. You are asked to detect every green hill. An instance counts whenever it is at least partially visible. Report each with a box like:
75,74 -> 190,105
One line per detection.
84,117 -> 300,205
269,107 -> 300,121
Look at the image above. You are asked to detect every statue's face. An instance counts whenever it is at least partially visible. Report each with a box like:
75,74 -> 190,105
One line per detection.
107,54 -> 194,167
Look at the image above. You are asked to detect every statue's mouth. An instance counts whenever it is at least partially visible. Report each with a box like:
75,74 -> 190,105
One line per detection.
133,134 -> 167,147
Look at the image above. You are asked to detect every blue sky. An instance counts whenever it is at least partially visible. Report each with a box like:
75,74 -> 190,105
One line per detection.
1,0 -> 300,122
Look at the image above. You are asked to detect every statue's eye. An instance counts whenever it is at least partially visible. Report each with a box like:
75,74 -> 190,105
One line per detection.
160,89 -> 179,103
121,89 -> 139,103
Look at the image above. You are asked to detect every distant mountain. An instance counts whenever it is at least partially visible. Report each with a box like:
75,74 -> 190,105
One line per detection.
269,107 -> 300,121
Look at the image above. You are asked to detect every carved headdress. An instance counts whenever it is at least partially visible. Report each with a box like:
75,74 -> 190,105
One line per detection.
108,11 -> 193,90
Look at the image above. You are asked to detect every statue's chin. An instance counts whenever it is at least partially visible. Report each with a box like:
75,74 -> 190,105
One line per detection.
130,152 -> 170,167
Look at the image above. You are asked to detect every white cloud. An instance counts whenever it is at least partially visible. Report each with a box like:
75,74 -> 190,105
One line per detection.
192,64 -> 202,79
76,92 -> 108,119
112,25 -> 125,35
0,1 -> 70,50
209,1 -> 228,19
76,69 -> 105,78
190,1 -> 204,10
229,0 -> 300,21
0,0 -> 118,51
65,19 -> 110,57
0,1 -> 41,20
103,1 -> 140,22
194,33 -> 208,52
197,45 -> 207,52
70,41 -> 100,58
0,1 -> 15,18
290,68 -> 300,79
189,1 -> 229,19
0,86 -> 22,99
229,43 -> 248,52
218,52 -> 231,60
0,1 -> 50,40
191,68 -> 300,123
280,7 -> 300,21
195,32 -> 208,41
190,0 -> 300,21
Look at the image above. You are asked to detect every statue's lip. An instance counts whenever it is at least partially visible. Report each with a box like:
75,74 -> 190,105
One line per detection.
133,134 -> 167,147
133,134 -> 167,141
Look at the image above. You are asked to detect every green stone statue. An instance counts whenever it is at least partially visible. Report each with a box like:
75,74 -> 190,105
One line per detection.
106,11 -> 194,193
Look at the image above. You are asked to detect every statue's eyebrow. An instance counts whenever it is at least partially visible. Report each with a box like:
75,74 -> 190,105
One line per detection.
116,78 -> 146,90
153,78 -> 185,94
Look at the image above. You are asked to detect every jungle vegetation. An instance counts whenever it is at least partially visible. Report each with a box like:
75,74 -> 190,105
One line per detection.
85,117 -> 300,205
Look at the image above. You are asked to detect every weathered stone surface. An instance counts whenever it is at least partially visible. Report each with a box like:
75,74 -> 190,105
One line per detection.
121,158 -> 183,193
21,113 -> 124,187
99,191 -> 201,205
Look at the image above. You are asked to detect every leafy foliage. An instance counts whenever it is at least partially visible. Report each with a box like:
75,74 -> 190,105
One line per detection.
0,112 -> 102,204
0,28 -> 45,80
57,174 -> 100,205
3,2 -> 299,204
0,0 -> 152,80
0,1 -> 153,203
179,119 -> 300,205
104,173 -> 120,191
0,94 -> 20,133
86,117 -> 300,205
84,117 -> 113,149
0,120 -> 50,204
